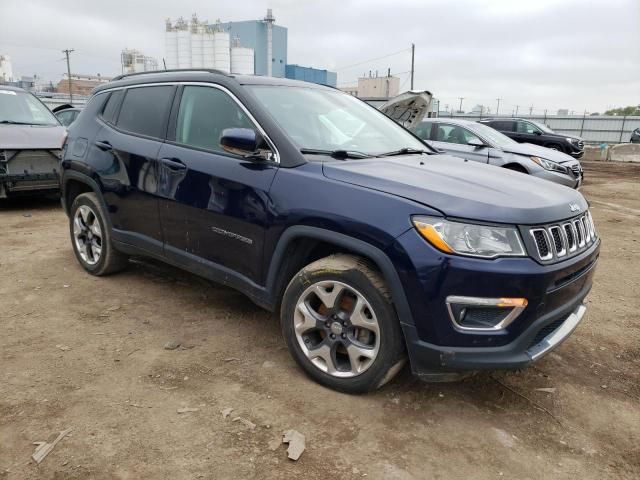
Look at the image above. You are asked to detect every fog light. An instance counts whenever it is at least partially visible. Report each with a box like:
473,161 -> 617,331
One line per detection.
446,296 -> 527,332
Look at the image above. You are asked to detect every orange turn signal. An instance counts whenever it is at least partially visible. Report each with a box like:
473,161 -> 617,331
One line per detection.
414,222 -> 454,254
497,298 -> 528,308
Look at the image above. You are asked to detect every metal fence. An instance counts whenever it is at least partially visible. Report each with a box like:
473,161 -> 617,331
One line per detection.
435,113 -> 640,145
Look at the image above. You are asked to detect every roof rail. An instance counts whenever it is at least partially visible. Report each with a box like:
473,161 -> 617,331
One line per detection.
111,68 -> 229,82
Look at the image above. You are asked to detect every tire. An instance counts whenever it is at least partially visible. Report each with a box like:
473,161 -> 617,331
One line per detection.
281,254 -> 406,393
69,192 -> 128,276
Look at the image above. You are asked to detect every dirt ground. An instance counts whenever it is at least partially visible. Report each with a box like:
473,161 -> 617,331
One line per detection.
1,161 -> 639,479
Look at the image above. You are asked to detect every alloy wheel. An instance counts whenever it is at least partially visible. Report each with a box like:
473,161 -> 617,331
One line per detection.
73,205 -> 103,266
293,280 -> 380,378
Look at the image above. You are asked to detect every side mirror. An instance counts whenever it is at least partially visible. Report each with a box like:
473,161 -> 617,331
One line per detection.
467,138 -> 485,148
220,128 -> 272,160
534,130 -> 542,135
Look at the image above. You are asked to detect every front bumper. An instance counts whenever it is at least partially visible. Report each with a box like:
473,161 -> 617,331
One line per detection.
388,228 -> 599,380
402,289 -> 588,379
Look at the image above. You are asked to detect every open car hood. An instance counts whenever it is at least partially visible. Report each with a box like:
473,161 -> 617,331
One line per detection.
379,91 -> 433,130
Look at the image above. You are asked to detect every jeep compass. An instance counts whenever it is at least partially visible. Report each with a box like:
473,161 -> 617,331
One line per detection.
60,70 -> 600,393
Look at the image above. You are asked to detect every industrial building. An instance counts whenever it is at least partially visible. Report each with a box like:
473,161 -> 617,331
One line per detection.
0,55 -> 13,83
285,65 -> 336,87
56,73 -> 111,96
164,10 -> 336,86
121,49 -> 159,74
340,74 -> 400,99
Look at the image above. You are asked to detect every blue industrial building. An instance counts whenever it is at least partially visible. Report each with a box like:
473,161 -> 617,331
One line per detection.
218,20 -> 288,78
284,64 -> 337,87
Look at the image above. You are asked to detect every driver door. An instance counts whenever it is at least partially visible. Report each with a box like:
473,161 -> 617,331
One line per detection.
515,120 -> 543,146
156,84 -> 278,283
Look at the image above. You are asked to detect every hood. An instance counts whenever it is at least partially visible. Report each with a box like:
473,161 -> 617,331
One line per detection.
501,142 -> 577,164
379,91 -> 433,130
322,155 -> 587,225
0,124 -> 66,150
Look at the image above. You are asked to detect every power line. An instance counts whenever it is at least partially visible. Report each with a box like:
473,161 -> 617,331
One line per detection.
334,47 -> 411,72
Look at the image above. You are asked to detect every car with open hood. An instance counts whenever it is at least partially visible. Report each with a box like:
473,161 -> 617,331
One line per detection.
60,70 -> 599,393
0,85 -> 66,198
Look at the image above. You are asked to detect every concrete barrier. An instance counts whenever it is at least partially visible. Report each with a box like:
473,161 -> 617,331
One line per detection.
609,143 -> 640,163
583,145 -> 605,161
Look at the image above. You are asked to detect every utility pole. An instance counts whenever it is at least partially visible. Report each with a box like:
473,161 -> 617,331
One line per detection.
458,97 -> 464,114
62,49 -> 74,104
410,43 -> 415,90
515,105 -> 519,116
495,98 -> 501,116
529,105 -> 534,115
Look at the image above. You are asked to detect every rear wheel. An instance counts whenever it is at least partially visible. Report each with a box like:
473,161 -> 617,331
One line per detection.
281,254 -> 406,393
69,192 -> 128,276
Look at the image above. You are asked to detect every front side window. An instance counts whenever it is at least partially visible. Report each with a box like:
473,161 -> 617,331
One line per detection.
435,124 -> 481,145
0,89 -> 59,126
116,86 -> 174,138
175,86 -> 255,153
414,122 -> 434,140
516,121 -> 540,134
248,85 -> 429,155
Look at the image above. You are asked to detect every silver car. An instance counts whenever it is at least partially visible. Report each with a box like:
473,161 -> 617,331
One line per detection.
414,118 -> 583,188
0,86 -> 66,198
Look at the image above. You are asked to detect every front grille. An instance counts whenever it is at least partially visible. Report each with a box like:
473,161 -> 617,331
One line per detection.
570,164 -> 582,177
577,140 -> 584,150
528,212 -> 597,262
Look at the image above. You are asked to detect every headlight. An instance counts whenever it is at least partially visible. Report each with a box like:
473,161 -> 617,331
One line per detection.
530,156 -> 568,174
566,137 -> 578,144
412,216 -> 526,258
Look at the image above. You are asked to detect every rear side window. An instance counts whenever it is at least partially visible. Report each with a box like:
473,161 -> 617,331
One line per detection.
414,122 -> 434,140
489,121 -> 514,131
116,86 -> 174,138
101,90 -> 123,124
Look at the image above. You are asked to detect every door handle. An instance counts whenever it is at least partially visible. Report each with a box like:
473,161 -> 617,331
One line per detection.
160,157 -> 187,171
95,140 -> 112,151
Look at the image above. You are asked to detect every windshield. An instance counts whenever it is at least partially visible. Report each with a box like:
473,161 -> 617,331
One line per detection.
248,85 -> 431,155
0,89 -> 59,126
468,122 -> 518,148
528,120 -> 554,133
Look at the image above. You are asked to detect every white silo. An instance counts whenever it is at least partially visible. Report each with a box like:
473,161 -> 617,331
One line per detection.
231,47 -> 255,75
190,14 -> 204,68
213,27 -> 230,72
176,20 -> 191,69
164,20 -> 178,69
202,29 -> 215,68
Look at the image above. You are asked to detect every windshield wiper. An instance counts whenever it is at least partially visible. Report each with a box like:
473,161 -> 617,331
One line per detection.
0,120 -> 41,125
300,148 -> 372,159
378,147 -> 432,157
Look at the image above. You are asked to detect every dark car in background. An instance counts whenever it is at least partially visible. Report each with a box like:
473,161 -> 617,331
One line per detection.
60,70 -> 599,393
479,118 -> 584,158
0,85 -> 66,198
631,128 -> 640,143
53,104 -> 82,127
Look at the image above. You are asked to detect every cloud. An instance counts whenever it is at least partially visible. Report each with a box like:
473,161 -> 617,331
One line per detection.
1,0 -> 638,112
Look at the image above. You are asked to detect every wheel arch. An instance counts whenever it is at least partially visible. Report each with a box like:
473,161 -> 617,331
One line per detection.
62,172 -> 112,229
502,162 -> 528,174
264,226 -> 415,327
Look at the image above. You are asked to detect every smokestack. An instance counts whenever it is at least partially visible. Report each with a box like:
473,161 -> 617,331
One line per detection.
264,8 -> 275,77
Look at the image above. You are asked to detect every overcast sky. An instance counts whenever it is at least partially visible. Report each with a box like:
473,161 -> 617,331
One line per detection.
1,0 -> 638,114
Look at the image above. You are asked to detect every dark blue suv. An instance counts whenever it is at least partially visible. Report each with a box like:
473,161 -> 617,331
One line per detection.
60,70 -> 600,393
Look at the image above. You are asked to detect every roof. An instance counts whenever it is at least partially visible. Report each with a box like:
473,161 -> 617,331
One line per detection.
0,84 -> 27,93
94,69 -> 332,94
421,117 -> 479,126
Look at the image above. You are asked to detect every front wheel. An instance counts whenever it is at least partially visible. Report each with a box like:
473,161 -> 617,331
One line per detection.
281,254 -> 406,393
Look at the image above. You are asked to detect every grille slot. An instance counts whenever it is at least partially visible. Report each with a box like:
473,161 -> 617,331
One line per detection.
563,223 -> 576,252
528,213 -> 597,263
531,229 -> 552,260
529,318 -> 565,349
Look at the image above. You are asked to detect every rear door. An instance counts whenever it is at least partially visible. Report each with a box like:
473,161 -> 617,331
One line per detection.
428,123 -> 490,163
93,84 -> 176,253
157,84 -> 278,283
